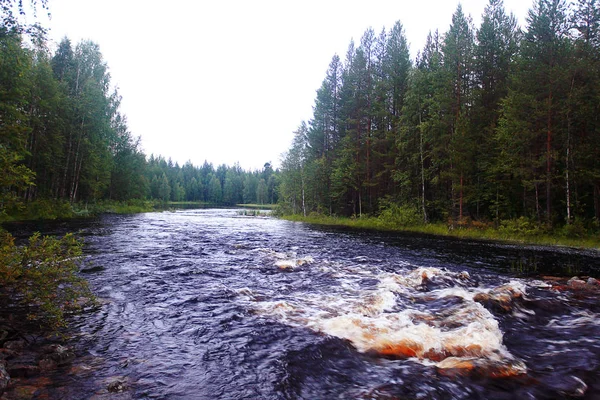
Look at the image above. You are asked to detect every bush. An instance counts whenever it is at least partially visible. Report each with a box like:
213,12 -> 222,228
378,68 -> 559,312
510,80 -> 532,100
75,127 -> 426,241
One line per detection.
0,231 -> 94,335
558,219 -> 588,238
378,201 -> 422,227
2,199 -> 75,222
498,217 -> 546,237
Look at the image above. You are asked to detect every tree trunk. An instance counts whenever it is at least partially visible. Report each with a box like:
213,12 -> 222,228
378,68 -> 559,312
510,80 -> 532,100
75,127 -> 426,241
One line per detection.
546,92 -> 552,223
566,142 -> 571,224
565,76 -> 574,224
62,129 -> 73,199
419,112 -> 428,224
70,118 -> 85,203
594,183 -> 600,222
535,181 -> 540,222
459,173 -> 464,221
496,188 -> 500,223
358,191 -> 362,218
301,173 -> 306,217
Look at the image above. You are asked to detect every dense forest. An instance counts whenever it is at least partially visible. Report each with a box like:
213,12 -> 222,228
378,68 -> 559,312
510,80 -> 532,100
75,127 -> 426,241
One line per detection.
0,15 -> 278,218
279,0 -> 600,228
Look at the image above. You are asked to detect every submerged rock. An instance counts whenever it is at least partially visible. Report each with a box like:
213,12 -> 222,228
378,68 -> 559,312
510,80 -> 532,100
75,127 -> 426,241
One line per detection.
376,339 -> 422,358
473,284 -> 523,313
40,344 -> 75,366
106,376 -> 129,394
567,277 -> 588,290
564,276 -> 600,291
436,356 -> 527,379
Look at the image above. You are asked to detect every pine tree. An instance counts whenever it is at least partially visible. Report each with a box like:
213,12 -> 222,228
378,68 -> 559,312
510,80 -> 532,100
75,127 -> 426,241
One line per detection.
473,0 -> 519,219
442,4 -> 475,221
497,0 -> 571,223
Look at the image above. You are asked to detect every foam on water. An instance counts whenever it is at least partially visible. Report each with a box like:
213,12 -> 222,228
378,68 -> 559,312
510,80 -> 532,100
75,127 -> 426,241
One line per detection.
249,256 -> 527,376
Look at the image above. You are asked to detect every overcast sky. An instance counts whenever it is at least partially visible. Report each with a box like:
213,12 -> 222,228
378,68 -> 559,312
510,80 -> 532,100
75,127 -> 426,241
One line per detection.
41,0 -> 533,171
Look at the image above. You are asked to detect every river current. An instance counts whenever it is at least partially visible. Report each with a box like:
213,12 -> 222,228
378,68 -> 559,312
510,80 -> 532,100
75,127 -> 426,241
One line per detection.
6,209 -> 600,399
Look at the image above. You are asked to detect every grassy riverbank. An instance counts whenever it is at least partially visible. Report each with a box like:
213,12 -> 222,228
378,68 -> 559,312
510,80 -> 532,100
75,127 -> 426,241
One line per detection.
236,203 -> 277,209
1,200 -> 276,223
281,214 -> 600,250
0,199 -> 159,222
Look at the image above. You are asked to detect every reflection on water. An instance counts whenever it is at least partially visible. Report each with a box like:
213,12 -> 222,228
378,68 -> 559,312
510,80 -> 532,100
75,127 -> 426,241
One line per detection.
3,208 -> 600,399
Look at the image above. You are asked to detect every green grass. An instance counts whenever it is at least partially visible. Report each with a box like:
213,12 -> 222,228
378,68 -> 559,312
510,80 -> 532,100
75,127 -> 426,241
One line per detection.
236,203 -> 277,209
165,201 -> 210,206
77,199 -> 158,215
1,199 -> 160,222
237,209 -> 270,217
280,214 -> 600,250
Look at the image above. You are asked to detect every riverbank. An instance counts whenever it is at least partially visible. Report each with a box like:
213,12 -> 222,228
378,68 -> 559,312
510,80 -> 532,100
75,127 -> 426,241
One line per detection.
0,199 -> 157,222
281,214 -> 600,250
236,203 -> 277,209
1,200 -> 277,223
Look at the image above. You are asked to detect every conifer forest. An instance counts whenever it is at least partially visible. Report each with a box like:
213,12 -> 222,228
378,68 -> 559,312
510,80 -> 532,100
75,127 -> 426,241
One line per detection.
0,20 -> 278,214
279,0 -> 600,229
1,0 -> 600,231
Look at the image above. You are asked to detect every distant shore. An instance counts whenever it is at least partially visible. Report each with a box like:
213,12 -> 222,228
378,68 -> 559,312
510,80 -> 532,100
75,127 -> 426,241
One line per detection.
0,200 -> 277,224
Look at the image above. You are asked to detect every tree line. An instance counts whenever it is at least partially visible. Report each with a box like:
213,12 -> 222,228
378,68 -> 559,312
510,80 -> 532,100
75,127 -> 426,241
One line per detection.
0,28 -> 278,217
279,0 -> 600,228
145,157 -> 278,205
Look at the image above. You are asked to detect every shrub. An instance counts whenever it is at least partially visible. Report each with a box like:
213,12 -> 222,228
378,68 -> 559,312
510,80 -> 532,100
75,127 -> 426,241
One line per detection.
0,231 -> 94,335
498,217 -> 545,237
559,219 -> 588,238
378,200 -> 422,227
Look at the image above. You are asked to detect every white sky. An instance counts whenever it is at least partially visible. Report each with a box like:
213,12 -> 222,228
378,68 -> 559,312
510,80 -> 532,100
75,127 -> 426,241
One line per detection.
41,0 -> 533,171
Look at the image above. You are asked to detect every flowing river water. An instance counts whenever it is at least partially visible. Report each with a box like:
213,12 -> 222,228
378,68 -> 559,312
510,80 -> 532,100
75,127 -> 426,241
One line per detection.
5,208 -> 600,399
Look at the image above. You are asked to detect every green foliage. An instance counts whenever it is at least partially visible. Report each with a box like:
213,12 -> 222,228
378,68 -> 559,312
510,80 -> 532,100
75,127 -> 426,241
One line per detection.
377,199 -> 422,227
6,199 -> 74,221
498,217 -> 547,237
558,218 -> 588,238
0,231 -> 94,333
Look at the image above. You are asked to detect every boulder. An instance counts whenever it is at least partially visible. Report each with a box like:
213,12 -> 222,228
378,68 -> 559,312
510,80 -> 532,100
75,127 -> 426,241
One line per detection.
474,284 -> 522,313
567,277 -> 587,290
587,277 -> 599,287
107,377 -> 128,393
40,344 -> 75,366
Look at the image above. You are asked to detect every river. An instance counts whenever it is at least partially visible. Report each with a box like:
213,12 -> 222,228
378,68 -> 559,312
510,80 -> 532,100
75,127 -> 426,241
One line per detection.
5,208 -> 600,399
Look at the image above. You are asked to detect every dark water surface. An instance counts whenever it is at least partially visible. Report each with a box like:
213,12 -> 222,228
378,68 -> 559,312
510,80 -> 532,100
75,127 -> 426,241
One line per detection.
6,209 -> 600,399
